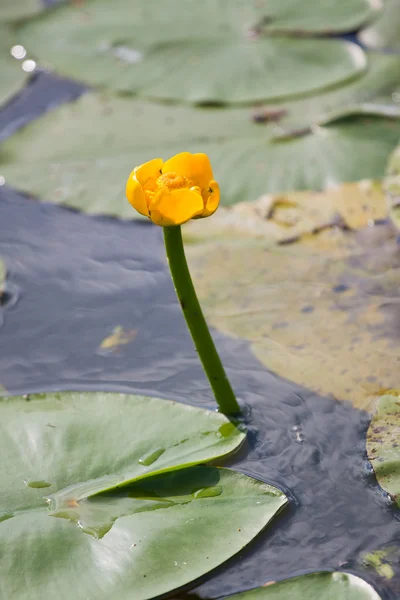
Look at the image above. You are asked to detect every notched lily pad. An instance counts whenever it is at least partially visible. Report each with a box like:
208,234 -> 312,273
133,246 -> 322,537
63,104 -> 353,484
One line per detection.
17,0 -> 369,103
1,93 -> 400,217
0,391 -> 288,600
367,393 -> 400,506
224,571 -> 381,599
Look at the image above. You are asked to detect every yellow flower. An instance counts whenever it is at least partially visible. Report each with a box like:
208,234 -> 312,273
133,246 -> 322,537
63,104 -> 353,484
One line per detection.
126,152 -> 220,226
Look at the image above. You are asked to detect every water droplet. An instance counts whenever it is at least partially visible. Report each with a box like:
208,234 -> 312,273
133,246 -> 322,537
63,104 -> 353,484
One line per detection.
0,511 -> 13,523
138,448 -> 165,466
218,422 -> 236,438
24,480 -> 52,488
10,45 -> 26,59
193,486 -> 222,499
113,46 -> 143,64
22,59 -> 36,73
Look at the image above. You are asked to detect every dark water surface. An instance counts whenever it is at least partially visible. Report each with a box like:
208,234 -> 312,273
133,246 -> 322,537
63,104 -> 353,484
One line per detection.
1,188 -> 400,600
0,22 -> 400,600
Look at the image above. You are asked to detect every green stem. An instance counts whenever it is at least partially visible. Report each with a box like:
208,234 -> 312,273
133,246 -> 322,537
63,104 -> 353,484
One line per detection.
163,226 -> 240,415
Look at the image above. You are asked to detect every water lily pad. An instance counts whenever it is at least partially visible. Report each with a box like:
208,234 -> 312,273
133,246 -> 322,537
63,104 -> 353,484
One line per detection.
359,0 -> 400,51
0,391 -> 245,504
367,393 -> 400,506
384,143 -> 400,231
0,26 -> 29,108
0,391 -> 288,600
1,93 -> 400,216
184,188 -> 400,409
17,0 -> 369,103
223,572 -> 381,599
271,52 -> 400,130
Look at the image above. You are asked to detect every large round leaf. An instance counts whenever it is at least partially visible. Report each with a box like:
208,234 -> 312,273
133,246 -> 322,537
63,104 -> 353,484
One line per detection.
0,391 -> 287,600
0,391 -> 245,507
0,465 -> 287,600
367,393 -> 400,506
1,93 -> 400,217
0,26 -> 29,108
17,0 -> 368,102
224,572 -> 381,599
359,0 -> 400,51
112,37 -> 367,104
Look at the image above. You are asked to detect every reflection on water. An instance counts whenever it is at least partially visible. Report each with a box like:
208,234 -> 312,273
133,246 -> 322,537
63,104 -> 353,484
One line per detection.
0,187 -> 399,598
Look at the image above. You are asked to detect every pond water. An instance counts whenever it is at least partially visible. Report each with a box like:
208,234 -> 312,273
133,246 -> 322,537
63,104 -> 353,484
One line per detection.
1,179 -> 400,599
1,13 -> 400,600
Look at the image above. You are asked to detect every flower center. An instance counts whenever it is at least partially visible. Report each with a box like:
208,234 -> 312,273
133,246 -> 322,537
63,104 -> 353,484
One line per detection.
157,172 -> 191,191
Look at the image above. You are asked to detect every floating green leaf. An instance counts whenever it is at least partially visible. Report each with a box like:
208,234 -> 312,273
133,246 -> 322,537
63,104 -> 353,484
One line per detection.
272,52 -> 400,129
359,0 -> 400,51
1,93 -> 400,217
367,393 -> 400,506
0,391 -> 288,600
384,142 -> 400,230
0,25 -> 29,108
0,391 -> 245,505
224,572 -> 381,599
17,0 -> 369,102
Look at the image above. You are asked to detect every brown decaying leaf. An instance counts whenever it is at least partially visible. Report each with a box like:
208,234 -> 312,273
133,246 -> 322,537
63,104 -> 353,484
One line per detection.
185,181 -> 399,409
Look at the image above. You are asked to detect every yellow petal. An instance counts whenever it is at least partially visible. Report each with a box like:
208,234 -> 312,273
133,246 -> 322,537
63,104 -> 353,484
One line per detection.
162,152 -> 213,190
202,179 -> 220,217
126,171 -> 148,216
134,158 -> 163,186
149,187 -> 204,227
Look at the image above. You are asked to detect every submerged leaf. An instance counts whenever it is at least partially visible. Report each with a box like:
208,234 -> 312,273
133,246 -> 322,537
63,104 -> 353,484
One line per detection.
185,181 -> 386,243
98,326 -> 137,353
363,548 -> 395,580
184,189 -> 400,408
